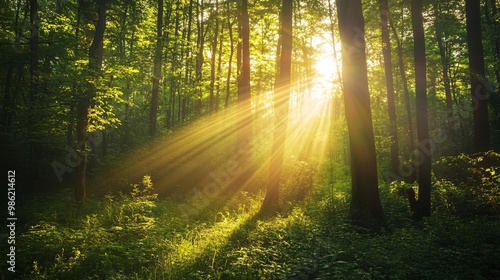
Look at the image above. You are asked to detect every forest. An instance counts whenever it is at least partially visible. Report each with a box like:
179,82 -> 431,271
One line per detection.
0,0 -> 499,278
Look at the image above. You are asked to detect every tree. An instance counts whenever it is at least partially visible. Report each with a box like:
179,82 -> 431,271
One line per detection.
260,0 -> 293,215
237,0 -> 252,153
433,2 -> 454,130
149,0 -> 163,136
378,0 -> 400,178
389,9 -> 415,182
209,0 -> 219,113
408,0 -> 431,219
336,0 -> 384,224
75,0 -> 107,202
466,0 -> 491,152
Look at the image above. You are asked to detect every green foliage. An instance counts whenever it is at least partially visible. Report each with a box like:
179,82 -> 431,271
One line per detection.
281,160 -> 316,203
433,151 -> 500,216
14,169 -> 500,279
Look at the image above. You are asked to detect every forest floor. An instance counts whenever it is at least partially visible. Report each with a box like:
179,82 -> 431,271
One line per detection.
2,108 -> 500,279
4,153 -> 500,279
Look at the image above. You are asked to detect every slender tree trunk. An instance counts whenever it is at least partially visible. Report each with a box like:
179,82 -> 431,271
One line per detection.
225,17 -> 234,108
466,0 -> 491,152
237,0 -> 252,153
336,0 -> 384,225
68,0 -> 82,146
75,0 -> 107,203
149,0 -> 163,136
390,15 -> 416,182
209,0 -> 219,113
485,0 -> 500,132
434,3 -> 453,130
29,0 -> 40,190
410,0 -> 431,219
29,0 -> 39,106
260,0 -> 293,215
327,0 -> 343,90
196,0 -> 205,115
379,0 -> 400,178
216,24 -> 223,112
184,0 -> 194,118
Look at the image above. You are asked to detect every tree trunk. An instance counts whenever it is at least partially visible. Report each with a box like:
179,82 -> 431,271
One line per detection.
485,0 -> 500,132
237,0 -> 252,154
390,14 -> 416,182
466,0 -> 491,152
260,0 -> 293,215
75,0 -> 107,203
379,0 -> 400,178
337,0 -> 384,225
411,0 -> 431,219
149,0 -> 163,136
209,0 -> 219,113
434,3 -> 453,131
195,0 -> 205,115
225,16 -> 234,108
327,0 -> 343,92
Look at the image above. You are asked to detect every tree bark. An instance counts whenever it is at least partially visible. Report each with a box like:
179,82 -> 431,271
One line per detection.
260,0 -> 293,215
466,0 -> 491,152
225,16 -> 234,108
209,0 -> 219,113
411,0 -> 431,219
195,0 -> 205,115
434,3 -> 453,130
149,0 -> 163,136
379,0 -> 400,178
390,14 -> 416,182
237,0 -> 252,155
336,0 -> 384,224
75,0 -> 107,203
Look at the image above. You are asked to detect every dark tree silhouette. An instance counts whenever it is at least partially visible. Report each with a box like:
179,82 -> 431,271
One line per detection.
378,0 -> 400,178
409,0 -> 431,219
466,0 -> 491,152
75,0 -> 107,202
336,0 -> 384,224
149,0 -> 163,136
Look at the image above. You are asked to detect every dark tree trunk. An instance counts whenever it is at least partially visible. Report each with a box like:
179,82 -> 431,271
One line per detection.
237,0 -> 252,154
337,0 -> 384,224
379,0 -> 400,178
337,0 -> 384,225
150,0 -> 163,136
434,3 -> 453,130
196,0 -> 205,116
29,0 -> 39,105
225,16 -> 234,108
390,15 -> 416,182
485,0 -> 500,132
216,24 -> 223,112
260,0 -> 293,215
410,0 -> 431,219
184,0 -> 194,118
75,0 -> 107,203
209,0 -> 219,113
466,0 -> 491,152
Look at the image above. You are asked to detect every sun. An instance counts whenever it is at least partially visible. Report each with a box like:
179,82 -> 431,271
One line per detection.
311,33 -> 341,95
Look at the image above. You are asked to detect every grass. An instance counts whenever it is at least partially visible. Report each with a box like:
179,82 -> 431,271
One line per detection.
2,153 -> 500,279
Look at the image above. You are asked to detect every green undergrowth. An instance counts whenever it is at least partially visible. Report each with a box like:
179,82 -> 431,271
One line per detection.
5,154 -> 500,279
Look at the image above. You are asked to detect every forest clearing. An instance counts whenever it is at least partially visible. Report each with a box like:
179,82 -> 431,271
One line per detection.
1,0 -> 499,279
